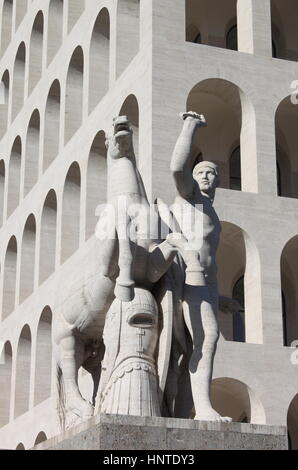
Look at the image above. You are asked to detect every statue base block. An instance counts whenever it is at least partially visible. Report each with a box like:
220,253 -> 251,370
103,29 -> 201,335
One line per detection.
33,414 -> 288,450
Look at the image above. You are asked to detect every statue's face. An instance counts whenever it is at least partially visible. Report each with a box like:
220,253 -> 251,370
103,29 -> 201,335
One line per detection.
193,165 -> 218,194
106,115 -> 133,158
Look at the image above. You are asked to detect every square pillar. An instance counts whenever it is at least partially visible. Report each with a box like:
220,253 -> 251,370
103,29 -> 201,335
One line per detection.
237,0 -> 272,57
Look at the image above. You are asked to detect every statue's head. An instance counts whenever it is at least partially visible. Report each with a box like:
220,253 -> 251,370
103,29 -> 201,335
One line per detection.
105,115 -> 133,159
193,161 -> 220,199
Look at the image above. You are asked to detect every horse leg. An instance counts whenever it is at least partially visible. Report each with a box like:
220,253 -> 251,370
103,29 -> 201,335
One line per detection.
59,334 -> 94,420
114,214 -> 135,301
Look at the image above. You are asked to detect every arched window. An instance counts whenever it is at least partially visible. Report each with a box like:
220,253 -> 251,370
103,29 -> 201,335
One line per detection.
226,24 -> 238,51
28,11 -> 44,95
0,70 -> 10,138
287,394 -> 298,449
43,80 -> 61,171
34,431 -> 47,446
34,308 -> 52,405
65,47 -> 84,143
19,214 -> 36,303
2,236 -> 17,320
39,190 -> 57,284
47,0 -> 63,66
61,162 -> 81,262
232,276 -> 245,342
229,146 -> 241,190
186,0 -> 237,50
24,110 -> 40,195
7,136 -> 22,217
0,342 -> 12,427
86,131 -> 107,240
14,325 -> 32,418
89,8 -> 110,113
12,43 -> 26,121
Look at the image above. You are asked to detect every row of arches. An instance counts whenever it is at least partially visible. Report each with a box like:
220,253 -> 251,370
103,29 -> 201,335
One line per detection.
16,431 -> 48,450
0,85 -> 138,228
0,1 -> 141,130
0,307 -> 52,428
0,92 -> 138,320
187,78 -> 298,199
0,0 -> 85,58
217,222 -> 298,347
186,0 -> 298,62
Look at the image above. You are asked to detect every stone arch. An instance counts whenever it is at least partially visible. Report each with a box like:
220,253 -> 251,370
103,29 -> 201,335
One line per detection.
43,79 -> 61,171
281,235 -> 298,346
275,95 -> 298,198
271,0 -> 298,61
47,0 -> 64,66
65,46 -> 84,144
187,79 -> 243,190
39,189 -> 57,284
34,307 -> 52,406
86,131 -> 107,240
2,236 -> 18,320
116,0 -> 140,78
34,431 -> 47,446
186,0 -> 237,50
0,159 -> 5,227
1,0 -> 13,56
0,341 -> 12,427
24,109 -> 40,195
217,222 -> 262,343
0,70 -> 10,138
28,11 -> 44,95
15,0 -> 28,30
89,7 -> 110,113
19,214 -> 36,303
287,394 -> 298,450
211,377 -> 266,423
16,443 -> 25,450
12,42 -> 26,121
119,94 -> 139,161
14,325 -> 31,418
61,162 -> 81,262
68,0 -> 85,32
7,136 -> 22,217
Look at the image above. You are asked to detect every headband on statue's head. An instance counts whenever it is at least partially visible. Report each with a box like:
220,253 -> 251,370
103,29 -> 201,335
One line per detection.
193,160 -> 219,177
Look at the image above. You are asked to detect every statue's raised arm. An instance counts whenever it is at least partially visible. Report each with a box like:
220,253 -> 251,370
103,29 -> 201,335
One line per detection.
170,111 -> 207,199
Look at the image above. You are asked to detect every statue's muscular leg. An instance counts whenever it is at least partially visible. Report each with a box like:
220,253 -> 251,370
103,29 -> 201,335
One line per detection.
59,335 -> 94,419
183,284 -> 232,422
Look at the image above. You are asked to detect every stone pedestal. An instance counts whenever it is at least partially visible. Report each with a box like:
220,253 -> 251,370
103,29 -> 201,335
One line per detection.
33,414 -> 288,450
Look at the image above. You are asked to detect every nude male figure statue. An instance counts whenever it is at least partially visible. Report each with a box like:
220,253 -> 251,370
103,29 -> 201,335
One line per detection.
167,111 -> 235,422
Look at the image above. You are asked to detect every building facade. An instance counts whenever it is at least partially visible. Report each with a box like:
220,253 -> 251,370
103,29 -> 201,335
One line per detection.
0,0 -> 297,450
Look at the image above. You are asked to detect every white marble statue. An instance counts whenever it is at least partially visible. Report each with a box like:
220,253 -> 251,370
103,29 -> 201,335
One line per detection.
163,111 -> 240,422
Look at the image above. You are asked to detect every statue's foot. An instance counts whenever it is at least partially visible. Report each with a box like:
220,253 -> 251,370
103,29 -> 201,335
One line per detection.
194,408 -> 232,423
68,394 -> 94,420
180,111 -> 207,127
115,279 -> 135,302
